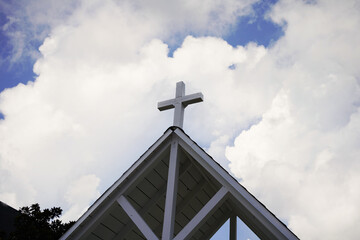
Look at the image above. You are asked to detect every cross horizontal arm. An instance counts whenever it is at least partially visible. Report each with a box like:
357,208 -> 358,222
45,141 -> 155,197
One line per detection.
182,92 -> 203,106
158,99 -> 176,111
157,93 -> 204,111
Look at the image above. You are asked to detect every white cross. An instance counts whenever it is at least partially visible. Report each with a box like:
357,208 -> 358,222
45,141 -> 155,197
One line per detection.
158,81 -> 203,128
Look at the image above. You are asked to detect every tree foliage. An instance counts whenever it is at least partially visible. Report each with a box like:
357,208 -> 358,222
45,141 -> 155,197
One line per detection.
8,203 -> 74,240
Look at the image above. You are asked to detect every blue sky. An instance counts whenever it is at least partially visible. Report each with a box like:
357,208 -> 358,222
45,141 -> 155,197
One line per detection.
0,0 -> 282,93
0,8 -> 29,86
1,0 -> 360,239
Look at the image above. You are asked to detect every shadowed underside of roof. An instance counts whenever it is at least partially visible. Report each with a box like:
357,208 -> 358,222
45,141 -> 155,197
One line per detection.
60,127 -> 299,240
83,146 -> 230,240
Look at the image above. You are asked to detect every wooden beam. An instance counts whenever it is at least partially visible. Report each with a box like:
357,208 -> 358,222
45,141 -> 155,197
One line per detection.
230,215 -> 237,240
173,187 -> 228,240
182,149 -> 234,214
113,159 -> 192,240
162,136 -> 180,240
117,195 -> 158,240
153,178 -> 207,234
175,178 -> 206,215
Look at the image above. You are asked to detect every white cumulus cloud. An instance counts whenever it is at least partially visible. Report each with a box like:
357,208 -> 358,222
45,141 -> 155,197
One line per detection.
62,174 -> 100,222
226,0 -> 360,239
0,0 -> 259,223
0,0 -> 360,239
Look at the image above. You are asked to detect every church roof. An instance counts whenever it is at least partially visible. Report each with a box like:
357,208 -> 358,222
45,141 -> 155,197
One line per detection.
0,201 -> 19,239
60,126 -> 299,240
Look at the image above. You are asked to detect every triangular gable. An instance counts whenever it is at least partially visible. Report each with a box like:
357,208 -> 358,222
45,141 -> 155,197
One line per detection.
61,127 -> 298,240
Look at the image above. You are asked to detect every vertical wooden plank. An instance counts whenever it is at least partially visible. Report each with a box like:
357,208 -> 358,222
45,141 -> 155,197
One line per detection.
230,215 -> 237,240
162,137 -> 180,240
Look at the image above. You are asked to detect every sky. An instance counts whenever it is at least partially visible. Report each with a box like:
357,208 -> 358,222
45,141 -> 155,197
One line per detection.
0,0 -> 360,239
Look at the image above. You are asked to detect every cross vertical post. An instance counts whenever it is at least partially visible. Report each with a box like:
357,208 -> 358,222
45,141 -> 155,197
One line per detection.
158,81 -> 203,128
174,82 -> 185,127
